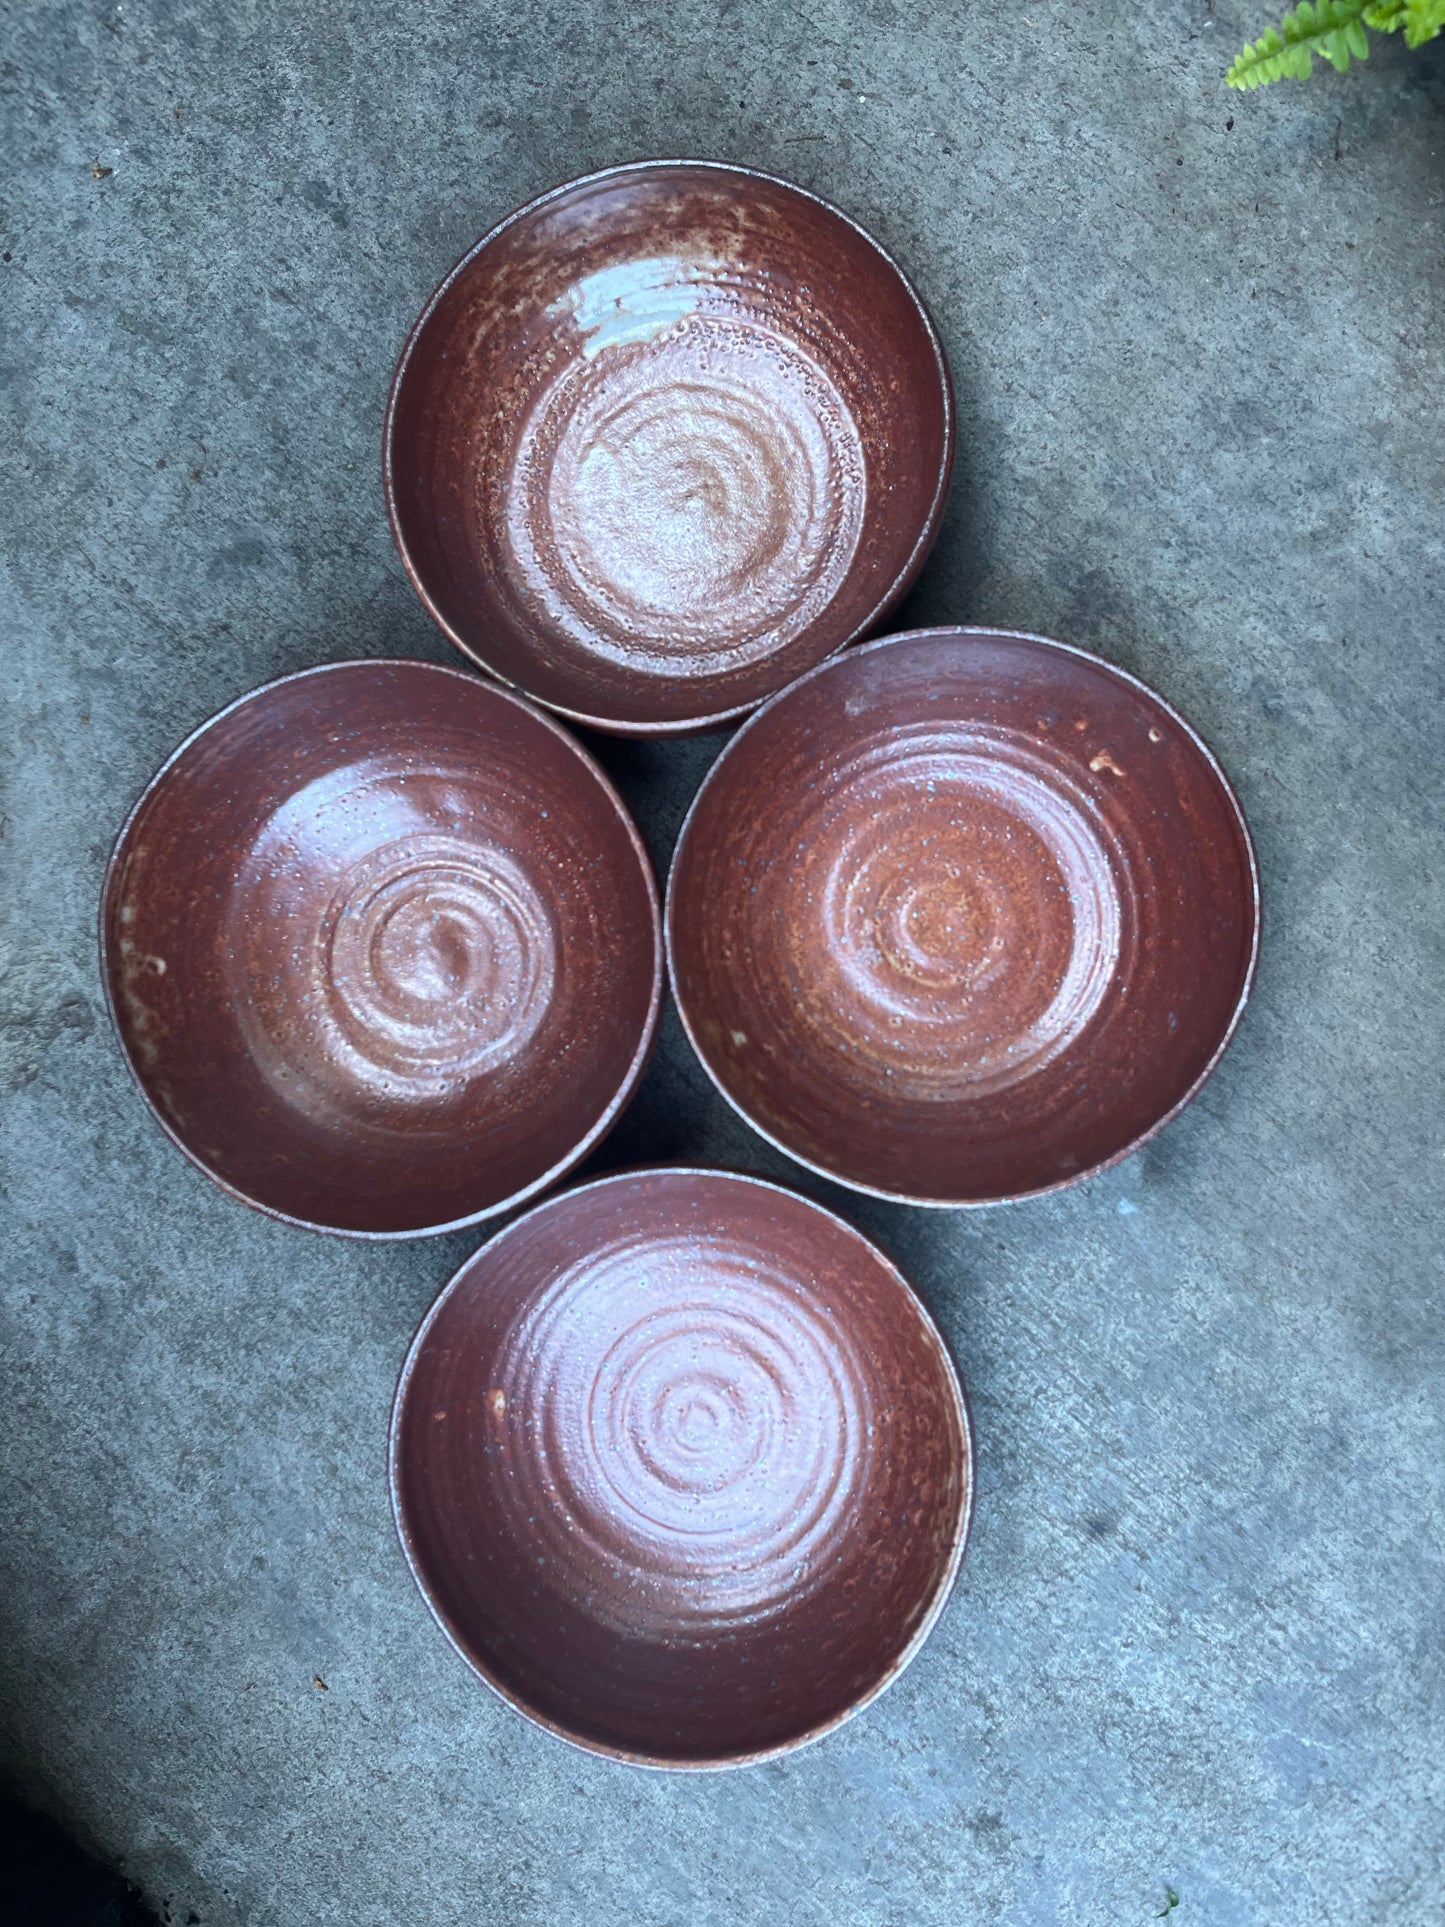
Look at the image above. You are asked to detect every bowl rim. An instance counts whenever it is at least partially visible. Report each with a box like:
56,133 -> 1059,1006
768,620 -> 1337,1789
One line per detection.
664,625 -> 1263,1208
381,157 -> 956,738
97,656 -> 664,1241
387,1163 -> 975,1770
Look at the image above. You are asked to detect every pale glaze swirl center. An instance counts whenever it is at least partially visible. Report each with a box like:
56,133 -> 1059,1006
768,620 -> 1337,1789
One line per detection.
494,1232 -> 870,1634
228,763 -> 557,1113
505,310 -> 866,679
785,726 -> 1124,1099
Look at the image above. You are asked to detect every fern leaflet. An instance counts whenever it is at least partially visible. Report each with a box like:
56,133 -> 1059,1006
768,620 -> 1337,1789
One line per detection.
1403,0 -> 1445,46
1227,0 -> 1373,88
1230,0 -> 1444,84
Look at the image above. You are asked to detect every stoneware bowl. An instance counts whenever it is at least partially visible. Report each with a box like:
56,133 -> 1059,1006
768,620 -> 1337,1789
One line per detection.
100,660 -> 662,1237
384,160 -> 953,736
390,1168 -> 972,1767
668,628 -> 1260,1206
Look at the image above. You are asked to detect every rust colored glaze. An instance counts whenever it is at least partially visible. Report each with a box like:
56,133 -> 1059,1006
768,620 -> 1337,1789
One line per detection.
99,661 -> 662,1238
384,161 -> 953,736
390,1168 -> 972,1768
667,629 -> 1260,1206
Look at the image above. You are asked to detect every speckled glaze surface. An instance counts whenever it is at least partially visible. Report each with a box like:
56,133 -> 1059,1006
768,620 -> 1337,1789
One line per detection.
390,1169 -> 972,1767
100,661 -> 661,1237
384,161 -> 953,735
667,629 -> 1260,1206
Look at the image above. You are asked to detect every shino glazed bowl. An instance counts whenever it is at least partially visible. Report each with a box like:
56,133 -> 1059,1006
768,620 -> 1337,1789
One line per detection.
100,660 -> 661,1237
383,160 -> 953,735
667,628 -> 1260,1206
390,1169 -> 972,1767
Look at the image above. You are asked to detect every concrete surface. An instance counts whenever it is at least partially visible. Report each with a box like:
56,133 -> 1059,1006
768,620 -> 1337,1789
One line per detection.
2,3 -> 1442,1923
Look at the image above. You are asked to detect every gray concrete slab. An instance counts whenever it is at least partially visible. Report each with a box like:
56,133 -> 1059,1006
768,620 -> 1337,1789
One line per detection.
2,3 -> 1442,1922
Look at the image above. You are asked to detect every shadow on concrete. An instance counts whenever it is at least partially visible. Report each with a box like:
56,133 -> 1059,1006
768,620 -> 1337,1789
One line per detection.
0,1793 -> 159,1927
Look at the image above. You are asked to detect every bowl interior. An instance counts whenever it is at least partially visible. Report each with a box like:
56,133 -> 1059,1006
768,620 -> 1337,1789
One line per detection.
668,630 -> 1258,1204
385,163 -> 951,732
391,1171 -> 970,1765
102,662 -> 659,1235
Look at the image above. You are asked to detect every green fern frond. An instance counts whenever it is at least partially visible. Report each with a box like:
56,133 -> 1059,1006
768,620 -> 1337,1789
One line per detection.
1402,0 -> 1445,46
1227,27 -> 1311,84
1227,0 -> 1372,86
1230,0 -> 1444,85
1365,0 -> 1445,38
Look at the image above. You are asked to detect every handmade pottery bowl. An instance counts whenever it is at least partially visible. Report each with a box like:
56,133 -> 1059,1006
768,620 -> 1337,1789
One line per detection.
390,1168 -> 972,1767
100,661 -> 661,1237
667,629 -> 1260,1206
384,160 -> 953,736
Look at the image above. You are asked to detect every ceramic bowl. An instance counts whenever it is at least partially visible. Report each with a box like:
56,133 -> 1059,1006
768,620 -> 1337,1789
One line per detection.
390,1168 -> 972,1767
667,628 -> 1260,1206
384,160 -> 953,736
100,660 -> 661,1237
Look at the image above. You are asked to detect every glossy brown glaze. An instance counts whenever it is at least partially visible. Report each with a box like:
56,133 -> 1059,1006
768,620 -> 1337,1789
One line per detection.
100,661 -> 661,1237
390,1169 -> 972,1767
667,629 -> 1260,1205
384,161 -> 953,735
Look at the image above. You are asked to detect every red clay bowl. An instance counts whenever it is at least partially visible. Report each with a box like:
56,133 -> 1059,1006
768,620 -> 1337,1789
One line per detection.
390,1168 -> 972,1767
667,629 -> 1260,1207
383,160 -> 953,737
100,661 -> 661,1238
